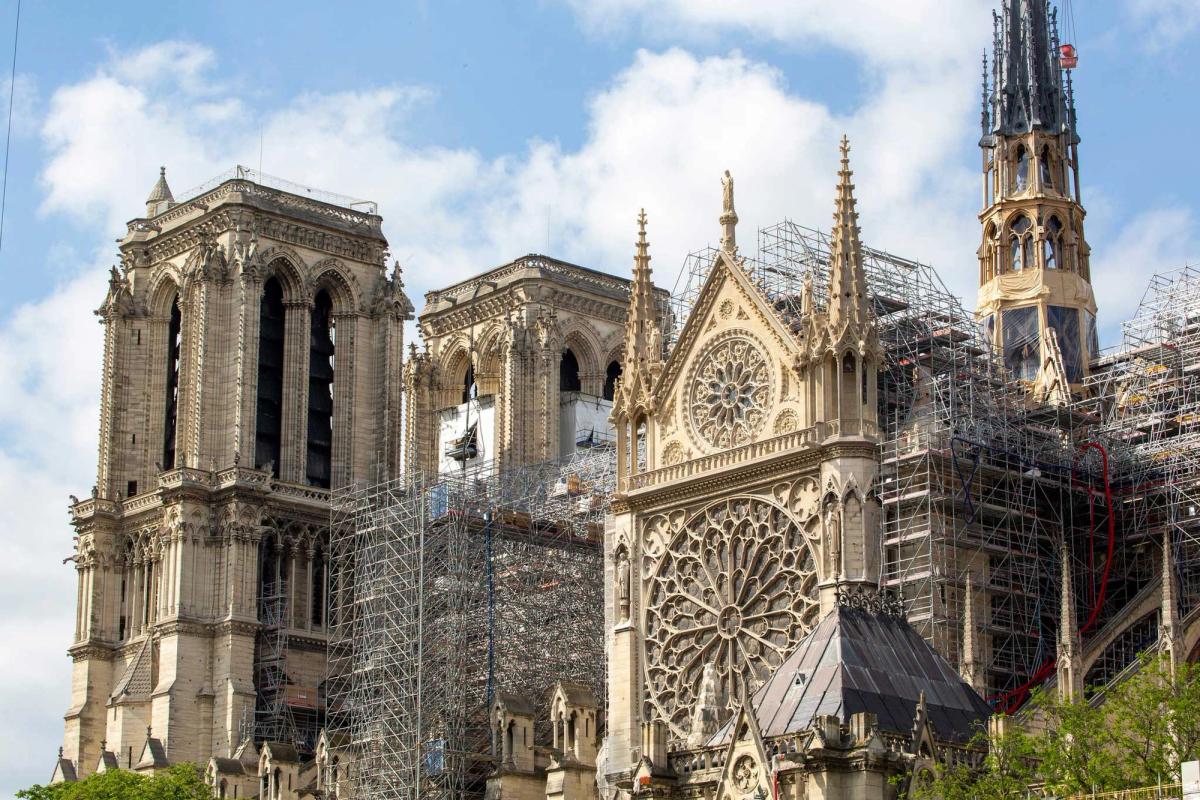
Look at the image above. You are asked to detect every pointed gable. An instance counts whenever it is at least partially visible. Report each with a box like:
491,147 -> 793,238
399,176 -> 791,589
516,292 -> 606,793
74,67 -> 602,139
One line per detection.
651,244 -> 806,459
713,705 -> 771,800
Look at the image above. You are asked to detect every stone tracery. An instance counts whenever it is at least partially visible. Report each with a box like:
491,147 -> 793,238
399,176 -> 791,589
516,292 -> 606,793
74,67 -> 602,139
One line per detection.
642,497 -> 819,736
688,336 -> 770,449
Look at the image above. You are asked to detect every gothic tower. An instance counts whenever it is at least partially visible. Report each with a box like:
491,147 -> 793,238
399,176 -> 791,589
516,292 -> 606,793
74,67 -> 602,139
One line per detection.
61,168 -> 411,777
977,0 -> 1097,392
404,255 -> 666,476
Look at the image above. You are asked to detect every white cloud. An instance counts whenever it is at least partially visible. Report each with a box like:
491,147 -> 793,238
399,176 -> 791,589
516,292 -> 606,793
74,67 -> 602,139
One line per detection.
1090,205 -> 1200,344
1125,0 -> 1200,51
0,265 -> 104,795
563,0 -> 992,70
5,9 -> 1200,791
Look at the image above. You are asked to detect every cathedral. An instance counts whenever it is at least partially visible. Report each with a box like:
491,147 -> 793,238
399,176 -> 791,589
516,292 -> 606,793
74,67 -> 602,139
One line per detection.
50,1 -> 1200,798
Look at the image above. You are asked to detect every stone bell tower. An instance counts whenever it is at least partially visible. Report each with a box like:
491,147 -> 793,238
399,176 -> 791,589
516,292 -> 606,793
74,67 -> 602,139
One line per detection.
977,0 -> 1096,394
60,167 -> 411,778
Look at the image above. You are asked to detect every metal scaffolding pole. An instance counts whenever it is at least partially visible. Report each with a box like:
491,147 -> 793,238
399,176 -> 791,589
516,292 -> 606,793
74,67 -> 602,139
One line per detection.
329,447 -> 613,799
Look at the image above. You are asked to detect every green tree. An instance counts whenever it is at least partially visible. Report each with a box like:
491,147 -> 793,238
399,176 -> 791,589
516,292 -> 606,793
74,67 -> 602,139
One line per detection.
905,723 -> 1040,800
901,652 -> 1200,798
18,764 -> 209,800
1107,654 -> 1200,786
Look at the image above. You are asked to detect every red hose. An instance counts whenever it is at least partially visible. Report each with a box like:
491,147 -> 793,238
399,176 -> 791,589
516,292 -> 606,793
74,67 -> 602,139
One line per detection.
988,442 -> 1115,712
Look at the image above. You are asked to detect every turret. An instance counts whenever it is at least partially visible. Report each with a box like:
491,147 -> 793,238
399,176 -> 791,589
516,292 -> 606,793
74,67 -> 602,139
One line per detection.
612,210 -> 662,479
800,136 -> 882,437
145,166 -> 175,217
809,138 -> 884,613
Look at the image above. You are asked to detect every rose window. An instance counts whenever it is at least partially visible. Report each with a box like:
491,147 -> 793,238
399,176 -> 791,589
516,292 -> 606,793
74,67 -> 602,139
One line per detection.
642,497 -> 819,737
689,337 -> 769,449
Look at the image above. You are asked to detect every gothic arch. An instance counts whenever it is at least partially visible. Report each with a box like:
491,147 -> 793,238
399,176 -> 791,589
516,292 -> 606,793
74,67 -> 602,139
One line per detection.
561,319 -> 604,364
147,269 -> 184,318
260,253 -> 307,304
562,326 -> 602,395
309,259 -> 360,314
440,344 -> 474,408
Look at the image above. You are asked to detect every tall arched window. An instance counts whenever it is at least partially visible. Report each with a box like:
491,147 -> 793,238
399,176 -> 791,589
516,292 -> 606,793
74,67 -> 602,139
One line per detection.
560,349 -> 581,392
603,360 -> 622,401
306,290 -> 335,488
1014,145 -> 1030,192
462,364 -> 477,404
1045,216 -> 1063,270
256,278 -> 286,475
983,223 -> 997,281
1010,216 -> 1033,271
1040,145 -> 1053,190
163,296 -> 182,470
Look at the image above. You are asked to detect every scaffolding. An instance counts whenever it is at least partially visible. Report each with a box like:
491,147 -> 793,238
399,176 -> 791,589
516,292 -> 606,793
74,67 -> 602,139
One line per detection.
328,446 -> 615,800
1081,265 -> 1200,684
670,220 -> 1137,708
255,586 -> 299,745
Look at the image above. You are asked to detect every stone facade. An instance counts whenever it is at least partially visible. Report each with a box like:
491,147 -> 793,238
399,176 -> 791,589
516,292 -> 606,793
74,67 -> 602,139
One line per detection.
483,143 -> 989,800
404,254 -> 668,476
60,169 -> 412,779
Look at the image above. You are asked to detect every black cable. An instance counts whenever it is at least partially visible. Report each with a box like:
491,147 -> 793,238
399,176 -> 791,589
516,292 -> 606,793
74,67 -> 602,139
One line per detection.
0,0 -> 21,257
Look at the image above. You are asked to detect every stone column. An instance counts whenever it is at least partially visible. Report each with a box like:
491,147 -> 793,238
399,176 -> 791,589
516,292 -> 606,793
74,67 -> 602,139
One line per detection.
331,312 -> 356,489
281,301 -> 310,483
236,276 -> 263,467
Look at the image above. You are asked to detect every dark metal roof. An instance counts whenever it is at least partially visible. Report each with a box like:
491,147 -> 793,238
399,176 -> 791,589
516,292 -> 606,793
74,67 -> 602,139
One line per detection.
715,606 -> 991,745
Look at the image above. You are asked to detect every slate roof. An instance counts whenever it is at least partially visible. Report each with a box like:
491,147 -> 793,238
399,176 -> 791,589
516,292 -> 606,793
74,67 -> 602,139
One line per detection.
211,756 -> 248,775
135,736 -> 169,769
263,742 -> 300,763
52,756 -> 77,783
715,605 -> 992,745
553,681 -> 597,708
495,690 -> 536,717
97,749 -> 120,771
111,637 -> 154,700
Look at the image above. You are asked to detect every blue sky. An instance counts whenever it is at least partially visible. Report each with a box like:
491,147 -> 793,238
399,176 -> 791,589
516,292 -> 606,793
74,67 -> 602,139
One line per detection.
0,0 -> 1197,794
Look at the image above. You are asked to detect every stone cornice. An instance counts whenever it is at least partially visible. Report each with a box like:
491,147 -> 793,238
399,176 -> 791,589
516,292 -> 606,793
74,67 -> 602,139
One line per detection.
420,277 -> 644,341
68,641 -> 118,661
74,467 -> 331,528
213,618 -> 262,638
128,176 -> 384,241
620,426 -> 878,509
127,205 -> 385,270
424,254 -> 637,308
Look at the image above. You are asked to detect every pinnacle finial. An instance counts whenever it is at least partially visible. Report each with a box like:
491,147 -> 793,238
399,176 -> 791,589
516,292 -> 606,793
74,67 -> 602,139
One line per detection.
145,165 -> 175,213
828,135 -> 867,333
638,208 -> 647,238
720,170 -> 738,254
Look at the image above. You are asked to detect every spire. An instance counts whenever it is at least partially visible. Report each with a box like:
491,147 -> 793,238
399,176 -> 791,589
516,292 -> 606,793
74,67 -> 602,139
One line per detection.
145,166 -> 175,217
827,136 -> 868,334
1162,532 -> 1183,677
960,572 -> 985,694
980,50 -> 991,138
719,170 -> 738,254
624,209 -> 660,366
988,0 -> 1073,140
1056,539 -> 1081,701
